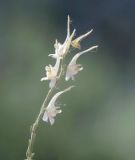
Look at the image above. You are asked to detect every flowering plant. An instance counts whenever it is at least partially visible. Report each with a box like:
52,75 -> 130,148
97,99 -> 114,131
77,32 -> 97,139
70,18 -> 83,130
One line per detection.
25,16 -> 98,160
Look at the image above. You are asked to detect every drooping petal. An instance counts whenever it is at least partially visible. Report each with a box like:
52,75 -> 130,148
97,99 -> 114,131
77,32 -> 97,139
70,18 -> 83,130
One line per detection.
49,79 -> 56,89
42,111 -> 49,122
65,64 -> 83,81
49,117 -> 55,125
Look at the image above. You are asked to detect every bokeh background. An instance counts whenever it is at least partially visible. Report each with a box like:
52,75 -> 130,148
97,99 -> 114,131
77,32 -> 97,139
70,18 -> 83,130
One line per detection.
0,0 -> 135,160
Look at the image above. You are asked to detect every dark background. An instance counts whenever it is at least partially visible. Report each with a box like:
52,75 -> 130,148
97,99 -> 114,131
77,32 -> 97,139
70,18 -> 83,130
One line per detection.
0,0 -> 135,160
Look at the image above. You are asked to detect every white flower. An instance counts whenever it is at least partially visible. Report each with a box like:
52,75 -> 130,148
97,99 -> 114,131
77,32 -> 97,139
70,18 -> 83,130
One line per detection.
65,46 -> 98,81
42,86 -> 74,125
42,106 -> 62,125
41,57 -> 61,88
49,16 -> 76,59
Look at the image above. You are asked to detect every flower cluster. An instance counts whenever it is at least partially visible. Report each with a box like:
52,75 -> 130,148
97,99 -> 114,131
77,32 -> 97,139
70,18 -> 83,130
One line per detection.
41,16 -> 98,125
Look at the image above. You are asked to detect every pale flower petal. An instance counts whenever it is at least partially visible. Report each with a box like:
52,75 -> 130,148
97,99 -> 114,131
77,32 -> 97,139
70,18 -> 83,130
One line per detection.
65,46 -> 98,81
42,112 -> 49,122
41,57 -> 61,88
48,16 -> 76,59
42,86 -> 74,125
40,77 -> 48,81
49,79 -> 56,88
49,117 -> 55,125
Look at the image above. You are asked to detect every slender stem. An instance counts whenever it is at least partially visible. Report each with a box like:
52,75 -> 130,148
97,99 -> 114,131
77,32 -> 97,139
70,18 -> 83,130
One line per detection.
25,88 -> 54,160
25,59 -> 65,160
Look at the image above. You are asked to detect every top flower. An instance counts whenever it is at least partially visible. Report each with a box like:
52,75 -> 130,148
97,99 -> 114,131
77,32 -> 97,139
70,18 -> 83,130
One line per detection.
49,16 -> 76,59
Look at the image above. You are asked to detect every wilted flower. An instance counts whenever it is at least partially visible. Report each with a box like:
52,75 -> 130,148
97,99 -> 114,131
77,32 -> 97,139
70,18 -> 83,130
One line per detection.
40,57 -> 61,88
65,45 -> 98,81
71,29 -> 93,49
42,86 -> 74,125
49,16 -> 76,59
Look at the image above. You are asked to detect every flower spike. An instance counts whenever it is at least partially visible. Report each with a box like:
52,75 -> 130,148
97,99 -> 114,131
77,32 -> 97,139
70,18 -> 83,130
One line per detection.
26,16 -> 98,160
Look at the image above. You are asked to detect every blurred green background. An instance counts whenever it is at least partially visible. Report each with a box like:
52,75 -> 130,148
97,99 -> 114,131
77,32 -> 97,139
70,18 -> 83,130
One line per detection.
0,0 -> 135,160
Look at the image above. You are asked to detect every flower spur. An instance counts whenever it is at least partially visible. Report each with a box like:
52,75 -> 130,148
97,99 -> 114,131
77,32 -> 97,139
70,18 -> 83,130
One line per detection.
42,86 -> 74,125
65,45 -> 98,81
